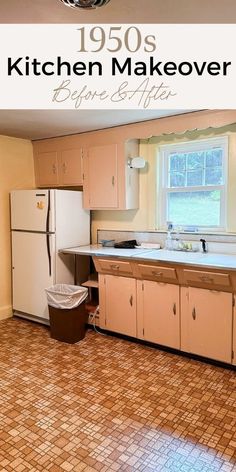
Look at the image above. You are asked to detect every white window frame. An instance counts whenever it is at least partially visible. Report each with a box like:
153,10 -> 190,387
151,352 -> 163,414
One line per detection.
158,136 -> 228,231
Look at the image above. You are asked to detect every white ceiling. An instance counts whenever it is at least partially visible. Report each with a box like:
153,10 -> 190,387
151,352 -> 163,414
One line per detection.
0,110 -> 189,140
0,0 -> 236,23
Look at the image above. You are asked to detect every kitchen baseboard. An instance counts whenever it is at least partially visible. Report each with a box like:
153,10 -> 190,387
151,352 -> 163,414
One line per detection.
96,327 -> 236,371
0,305 -> 13,320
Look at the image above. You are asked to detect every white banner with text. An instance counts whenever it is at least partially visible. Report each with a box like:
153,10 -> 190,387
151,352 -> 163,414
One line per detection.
0,24 -> 235,109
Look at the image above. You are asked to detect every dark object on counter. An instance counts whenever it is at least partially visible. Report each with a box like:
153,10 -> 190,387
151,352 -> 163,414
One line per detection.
200,238 -> 207,253
114,239 -> 138,249
48,303 -> 88,344
100,239 -> 115,247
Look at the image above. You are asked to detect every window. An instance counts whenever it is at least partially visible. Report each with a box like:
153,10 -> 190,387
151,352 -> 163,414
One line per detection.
159,137 -> 228,230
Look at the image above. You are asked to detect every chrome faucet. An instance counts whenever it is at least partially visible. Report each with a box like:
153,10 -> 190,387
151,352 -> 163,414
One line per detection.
200,238 -> 208,253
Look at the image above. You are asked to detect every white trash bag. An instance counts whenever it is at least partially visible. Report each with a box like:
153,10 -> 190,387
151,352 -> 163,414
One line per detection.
45,284 -> 88,310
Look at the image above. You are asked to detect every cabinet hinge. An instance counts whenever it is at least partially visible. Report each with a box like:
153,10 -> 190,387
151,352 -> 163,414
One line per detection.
232,350 -> 234,360
143,328 -> 145,336
82,173 -> 85,181
142,283 -> 144,291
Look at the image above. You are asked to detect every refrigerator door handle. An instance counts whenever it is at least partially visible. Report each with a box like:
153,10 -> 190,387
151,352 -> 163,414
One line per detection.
46,190 -> 51,233
46,234 -> 52,277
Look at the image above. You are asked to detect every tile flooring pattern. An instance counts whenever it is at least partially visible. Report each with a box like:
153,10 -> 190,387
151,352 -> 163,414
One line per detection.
0,318 -> 236,472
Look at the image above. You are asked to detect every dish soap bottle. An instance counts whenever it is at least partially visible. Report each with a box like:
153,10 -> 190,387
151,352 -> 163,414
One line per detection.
165,221 -> 173,250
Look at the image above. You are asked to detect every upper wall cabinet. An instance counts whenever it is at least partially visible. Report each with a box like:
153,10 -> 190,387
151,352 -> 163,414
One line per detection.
83,139 -> 139,210
33,135 -> 139,209
34,150 -> 59,187
84,144 -> 118,208
33,137 -> 83,188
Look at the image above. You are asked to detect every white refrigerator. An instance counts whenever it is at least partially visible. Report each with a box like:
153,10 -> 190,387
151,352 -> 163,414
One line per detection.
11,189 -> 90,324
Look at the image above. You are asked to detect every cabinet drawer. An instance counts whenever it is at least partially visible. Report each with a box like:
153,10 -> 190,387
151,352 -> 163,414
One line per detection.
136,263 -> 177,282
95,258 -> 134,276
183,269 -> 230,287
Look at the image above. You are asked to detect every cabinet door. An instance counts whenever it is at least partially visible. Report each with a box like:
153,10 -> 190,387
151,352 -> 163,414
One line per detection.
141,281 -> 180,349
188,288 -> 232,363
86,144 -> 118,208
233,301 -> 236,366
105,275 -> 136,337
36,151 -> 58,187
59,148 -> 83,186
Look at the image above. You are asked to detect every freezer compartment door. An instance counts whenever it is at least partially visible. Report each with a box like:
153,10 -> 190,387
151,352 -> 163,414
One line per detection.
54,190 -> 90,249
11,190 -> 55,232
12,231 -> 55,320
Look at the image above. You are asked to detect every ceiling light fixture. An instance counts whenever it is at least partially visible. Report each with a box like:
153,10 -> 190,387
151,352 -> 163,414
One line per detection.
60,0 -> 111,9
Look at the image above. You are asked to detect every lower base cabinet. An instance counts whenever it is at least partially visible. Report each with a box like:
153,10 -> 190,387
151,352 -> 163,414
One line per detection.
97,263 -> 234,365
137,280 -> 180,349
233,304 -> 236,366
181,287 -> 233,363
99,274 -> 137,337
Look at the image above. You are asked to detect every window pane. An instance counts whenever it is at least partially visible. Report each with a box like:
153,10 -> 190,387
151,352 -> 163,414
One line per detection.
168,191 -> 221,226
187,170 -> 203,186
169,154 -> 185,171
169,172 -> 185,187
187,152 -> 204,170
206,149 -> 222,167
205,167 -> 223,185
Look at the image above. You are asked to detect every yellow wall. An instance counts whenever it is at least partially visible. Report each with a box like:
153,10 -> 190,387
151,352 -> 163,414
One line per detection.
0,135 -> 35,320
92,124 -> 236,241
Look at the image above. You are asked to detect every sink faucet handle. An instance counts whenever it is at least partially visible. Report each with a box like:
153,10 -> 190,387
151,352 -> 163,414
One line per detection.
200,238 -> 207,253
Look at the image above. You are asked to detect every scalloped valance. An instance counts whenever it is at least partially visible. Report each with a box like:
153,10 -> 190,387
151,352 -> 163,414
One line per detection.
123,109 -> 236,140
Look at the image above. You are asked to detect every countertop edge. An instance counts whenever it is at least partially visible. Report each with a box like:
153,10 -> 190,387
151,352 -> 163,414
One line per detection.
60,246 -> 236,271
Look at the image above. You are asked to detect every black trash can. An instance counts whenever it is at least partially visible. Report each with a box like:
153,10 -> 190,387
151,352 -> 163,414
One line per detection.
45,284 -> 88,344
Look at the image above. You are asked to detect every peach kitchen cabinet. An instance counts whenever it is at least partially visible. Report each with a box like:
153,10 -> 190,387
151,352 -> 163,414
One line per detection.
33,138 -> 83,187
137,280 -> 180,349
83,140 -> 139,209
181,287 -> 233,363
99,274 -> 137,337
233,297 -> 236,366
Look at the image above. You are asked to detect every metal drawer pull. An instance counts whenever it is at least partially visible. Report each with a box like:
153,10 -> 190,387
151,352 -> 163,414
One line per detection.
192,307 -> 196,320
173,303 -> 176,315
151,271 -> 163,277
129,295 -> 133,307
52,164 -> 57,174
199,276 -> 214,283
110,264 -> 120,270
62,162 -> 67,173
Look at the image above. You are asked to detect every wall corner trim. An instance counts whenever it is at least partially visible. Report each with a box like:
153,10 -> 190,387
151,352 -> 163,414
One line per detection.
0,305 -> 13,321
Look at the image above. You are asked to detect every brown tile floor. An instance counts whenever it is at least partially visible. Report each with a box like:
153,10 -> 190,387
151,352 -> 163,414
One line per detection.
0,318 -> 236,472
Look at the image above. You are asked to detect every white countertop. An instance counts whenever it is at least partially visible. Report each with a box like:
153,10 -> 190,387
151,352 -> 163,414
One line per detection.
134,249 -> 236,270
60,245 -> 236,270
60,244 -> 152,258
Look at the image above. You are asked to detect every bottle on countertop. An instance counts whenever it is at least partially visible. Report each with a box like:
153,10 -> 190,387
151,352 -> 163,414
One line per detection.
172,225 -> 181,250
165,221 -> 173,250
